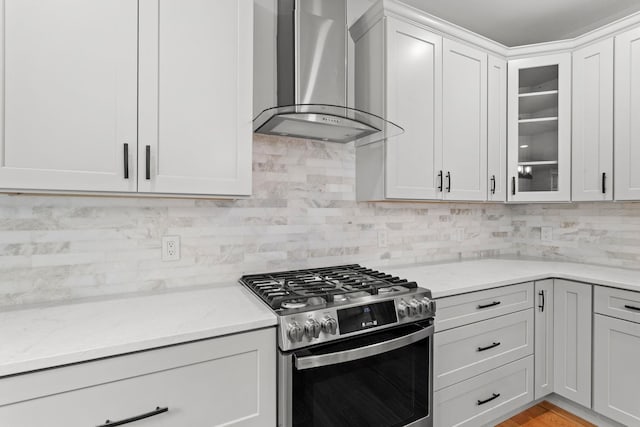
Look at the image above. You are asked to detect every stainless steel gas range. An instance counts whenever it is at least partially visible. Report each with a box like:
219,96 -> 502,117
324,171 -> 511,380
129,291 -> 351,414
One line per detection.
239,264 -> 436,427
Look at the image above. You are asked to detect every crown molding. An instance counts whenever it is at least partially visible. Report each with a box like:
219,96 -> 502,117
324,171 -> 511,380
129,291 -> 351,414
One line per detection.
350,0 -> 640,60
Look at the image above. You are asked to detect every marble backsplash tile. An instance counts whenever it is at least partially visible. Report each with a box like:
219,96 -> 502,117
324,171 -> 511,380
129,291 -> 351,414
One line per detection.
511,202 -> 640,269
0,135 -> 513,307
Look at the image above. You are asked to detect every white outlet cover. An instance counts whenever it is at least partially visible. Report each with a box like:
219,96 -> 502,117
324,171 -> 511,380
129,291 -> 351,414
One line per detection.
162,236 -> 181,261
541,227 -> 553,242
377,230 -> 388,248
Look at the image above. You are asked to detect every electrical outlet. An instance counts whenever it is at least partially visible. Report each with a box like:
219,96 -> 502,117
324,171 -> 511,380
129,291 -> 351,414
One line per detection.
454,227 -> 465,242
162,235 -> 181,261
541,227 -> 553,242
377,230 -> 388,248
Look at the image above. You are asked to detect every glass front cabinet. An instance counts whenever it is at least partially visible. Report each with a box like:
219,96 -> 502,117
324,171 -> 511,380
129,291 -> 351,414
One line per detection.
507,54 -> 571,202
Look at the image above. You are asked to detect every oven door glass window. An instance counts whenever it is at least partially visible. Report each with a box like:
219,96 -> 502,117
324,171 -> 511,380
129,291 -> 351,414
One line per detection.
291,323 -> 430,427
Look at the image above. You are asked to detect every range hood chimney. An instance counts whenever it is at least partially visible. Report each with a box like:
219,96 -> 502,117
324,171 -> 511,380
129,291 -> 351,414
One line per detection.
253,0 -> 402,146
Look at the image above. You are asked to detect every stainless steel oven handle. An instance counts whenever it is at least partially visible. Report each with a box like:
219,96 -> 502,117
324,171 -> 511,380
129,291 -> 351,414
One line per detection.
294,324 -> 434,370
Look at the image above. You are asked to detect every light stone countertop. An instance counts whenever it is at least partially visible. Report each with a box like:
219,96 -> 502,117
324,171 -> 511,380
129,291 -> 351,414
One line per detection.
2,258 -> 639,378
0,285 -> 276,378
385,258 -> 640,299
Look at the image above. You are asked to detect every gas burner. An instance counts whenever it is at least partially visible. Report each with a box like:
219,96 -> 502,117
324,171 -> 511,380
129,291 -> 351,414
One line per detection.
281,301 -> 307,309
239,264 -> 418,312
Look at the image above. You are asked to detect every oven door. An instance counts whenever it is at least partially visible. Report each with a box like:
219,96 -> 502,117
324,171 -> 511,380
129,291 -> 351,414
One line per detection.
278,320 -> 433,427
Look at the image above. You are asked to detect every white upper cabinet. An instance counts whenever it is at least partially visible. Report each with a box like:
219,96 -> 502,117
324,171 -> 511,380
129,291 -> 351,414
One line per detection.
614,26 -> 640,201
355,17 -> 443,201
572,39 -> 614,201
442,39 -> 488,201
0,0 -> 138,193
487,56 -> 507,202
507,54 -> 571,202
353,10 -> 491,202
138,0 -> 252,196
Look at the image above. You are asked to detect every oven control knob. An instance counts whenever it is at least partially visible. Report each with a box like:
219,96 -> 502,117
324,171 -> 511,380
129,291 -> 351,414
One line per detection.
421,297 -> 435,314
321,317 -> 338,335
287,322 -> 304,342
397,301 -> 411,318
304,319 -> 322,339
409,299 -> 422,316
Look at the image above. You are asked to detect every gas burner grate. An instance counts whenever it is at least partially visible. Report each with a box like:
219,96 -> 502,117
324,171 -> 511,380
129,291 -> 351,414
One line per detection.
239,264 -> 417,311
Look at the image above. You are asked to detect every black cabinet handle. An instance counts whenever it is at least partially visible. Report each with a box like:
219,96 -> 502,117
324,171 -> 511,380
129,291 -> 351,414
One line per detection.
123,143 -> 129,179
477,393 -> 500,406
625,305 -> 640,312
512,176 -> 516,196
538,290 -> 545,312
97,406 -> 168,427
145,145 -> 151,180
437,170 -> 443,192
446,172 -> 451,192
477,342 -> 501,352
602,172 -> 606,194
490,175 -> 496,195
477,301 -> 501,310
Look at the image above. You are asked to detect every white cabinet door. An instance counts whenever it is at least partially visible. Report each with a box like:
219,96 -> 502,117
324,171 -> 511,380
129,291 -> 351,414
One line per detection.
508,54 -> 571,202
614,26 -> 640,200
138,0 -> 252,196
0,0 -> 138,193
593,314 -> 640,426
553,279 -> 592,408
534,279 -> 554,400
488,56 -> 507,202
442,39 -> 487,201
384,18 -> 443,200
572,38 -> 614,201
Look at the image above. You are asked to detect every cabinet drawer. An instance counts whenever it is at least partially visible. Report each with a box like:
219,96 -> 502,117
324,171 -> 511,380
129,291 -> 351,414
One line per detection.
434,355 -> 534,427
435,282 -> 534,331
0,328 -> 275,427
594,285 -> 640,323
434,309 -> 533,390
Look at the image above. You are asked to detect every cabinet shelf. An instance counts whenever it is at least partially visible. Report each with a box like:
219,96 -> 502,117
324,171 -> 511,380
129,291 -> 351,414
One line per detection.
518,90 -> 558,98
518,161 -> 558,166
519,117 -> 558,136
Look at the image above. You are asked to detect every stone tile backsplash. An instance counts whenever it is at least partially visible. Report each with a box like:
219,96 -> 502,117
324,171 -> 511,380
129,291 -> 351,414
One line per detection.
0,135 -> 513,307
3,134 -> 639,307
511,202 -> 640,269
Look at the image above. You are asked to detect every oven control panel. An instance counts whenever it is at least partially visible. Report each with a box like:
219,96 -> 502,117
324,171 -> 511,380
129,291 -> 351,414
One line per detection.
278,289 -> 435,351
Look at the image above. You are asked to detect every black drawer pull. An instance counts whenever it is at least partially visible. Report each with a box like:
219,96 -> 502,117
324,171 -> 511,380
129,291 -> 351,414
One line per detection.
97,406 -> 168,427
538,290 -> 545,312
477,342 -> 501,352
477,393 -> 500,406
625,305 -> 640,312
602,172 -> 606,194
490,175 -> 496,194
477,301 -> 501,310
145,145 -> 151,180
123,143 -> 129,179
437,170 -> 443,192
446,171 -> 451,192
512,176 -> 516,196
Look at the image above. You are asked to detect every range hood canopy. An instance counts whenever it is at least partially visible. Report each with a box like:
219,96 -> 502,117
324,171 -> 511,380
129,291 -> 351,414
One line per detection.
253,0 -> 403,146
254,104 -> 403,147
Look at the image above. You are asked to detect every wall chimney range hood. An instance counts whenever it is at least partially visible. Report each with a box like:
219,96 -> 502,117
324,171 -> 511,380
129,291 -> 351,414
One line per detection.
253,0 -> 403,147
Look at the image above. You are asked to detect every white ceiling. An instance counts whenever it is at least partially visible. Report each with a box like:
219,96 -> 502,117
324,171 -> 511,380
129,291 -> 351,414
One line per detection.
399,0 -> 640,47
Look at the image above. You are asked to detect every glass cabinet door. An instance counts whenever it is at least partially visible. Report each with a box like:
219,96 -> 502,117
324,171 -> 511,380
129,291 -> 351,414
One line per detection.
508,54 -> 571,202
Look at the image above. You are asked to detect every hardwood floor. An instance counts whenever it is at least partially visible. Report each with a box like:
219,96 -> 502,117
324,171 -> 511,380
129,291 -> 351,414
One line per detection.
496,401 -> 596,427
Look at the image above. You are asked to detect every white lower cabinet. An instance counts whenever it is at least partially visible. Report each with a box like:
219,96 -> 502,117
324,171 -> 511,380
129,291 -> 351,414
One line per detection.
593,286 -> 640,426
0,328 -> 276,427
534,279 -> 554,399
553,280 -> 592,408
434,356 -> 534,427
